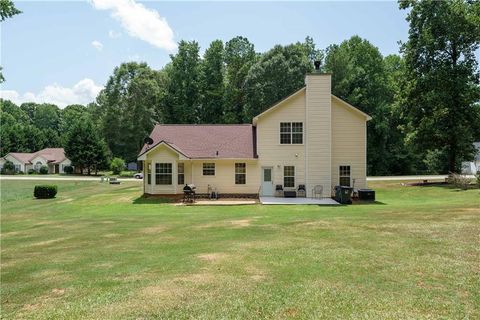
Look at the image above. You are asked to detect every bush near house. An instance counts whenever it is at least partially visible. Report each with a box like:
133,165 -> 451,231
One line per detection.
28,169 -> 35,175
64,165 -> 74,174
33,185 -> 57,199
3,161 -> 15,175
39,166 -> 49,174
110,157 -> 125,175
476,172 -> 480,188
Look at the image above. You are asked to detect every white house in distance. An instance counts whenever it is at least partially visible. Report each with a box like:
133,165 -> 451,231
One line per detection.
138,68 -> 371,198
461,142 -> 480,175
0,148 -> 72,174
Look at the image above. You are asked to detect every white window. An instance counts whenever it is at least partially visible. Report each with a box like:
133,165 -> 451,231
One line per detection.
339,166 -> 351,186
235,163 -> 246,184
147,162 -> 151,185
14,164 -> 21,172
155,163 -> 172,185
203,163 -> 215,176
280,122 -> 303,144
178,163 -> 185,185
284,166 -> 295,188
35,161 -> 42,171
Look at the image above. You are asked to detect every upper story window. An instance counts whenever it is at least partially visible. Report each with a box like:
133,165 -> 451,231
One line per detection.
203,163 -> 215,176
280,122 -> 303,144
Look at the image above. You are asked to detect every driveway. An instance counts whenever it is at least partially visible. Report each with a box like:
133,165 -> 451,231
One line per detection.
0,175 -> 142,182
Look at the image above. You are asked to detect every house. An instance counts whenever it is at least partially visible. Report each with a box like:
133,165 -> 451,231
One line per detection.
461,142 -> 480,175
138,70 -> 371,198
0,148 -> 72,174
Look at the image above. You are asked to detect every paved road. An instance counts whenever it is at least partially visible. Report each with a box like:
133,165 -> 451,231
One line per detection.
0,175 -> 142,182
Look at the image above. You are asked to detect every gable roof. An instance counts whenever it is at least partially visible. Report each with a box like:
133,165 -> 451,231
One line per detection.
139,124 -> 256,159
252,87 -> 372,124
3,148 -> 67,164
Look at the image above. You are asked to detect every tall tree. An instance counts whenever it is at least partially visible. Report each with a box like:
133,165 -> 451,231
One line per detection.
164,40 -> 201,124
324,36 -> 393,175
64,116 -> 110,175
198,40 -> 225,123
400,0 -> 480,173
243,40 -> 314,121
223,36 -> 256,123
97,62 -> 164,162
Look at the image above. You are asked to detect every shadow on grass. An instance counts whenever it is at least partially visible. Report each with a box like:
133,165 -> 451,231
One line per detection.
414,183 -> 478,191
132,196 -> 173,204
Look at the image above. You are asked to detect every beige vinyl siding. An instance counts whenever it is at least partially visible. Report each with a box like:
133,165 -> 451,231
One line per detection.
331,98 -> 367,190
190,159 -> 260,194
4,155 -> 27,173
256,89 -> 306,193
145,145 -> 178,194
305,74 -> 332,197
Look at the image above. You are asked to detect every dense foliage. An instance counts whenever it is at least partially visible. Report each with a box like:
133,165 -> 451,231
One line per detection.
110,157 -> 125,175
33,185 -> 57,199
2,1 -> 479,174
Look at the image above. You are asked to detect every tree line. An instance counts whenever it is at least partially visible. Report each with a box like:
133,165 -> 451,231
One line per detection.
1,0 -> 479,175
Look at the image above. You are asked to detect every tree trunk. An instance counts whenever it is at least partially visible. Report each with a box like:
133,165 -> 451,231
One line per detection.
448,143 -> 457,173
87,166 -> 91,175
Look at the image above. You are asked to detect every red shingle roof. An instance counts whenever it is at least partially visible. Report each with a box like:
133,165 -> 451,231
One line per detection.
5,148 -> 67,164
139,124 -> 256,159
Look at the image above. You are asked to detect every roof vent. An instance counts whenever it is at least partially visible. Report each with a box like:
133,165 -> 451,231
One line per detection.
314,60 -> 321,71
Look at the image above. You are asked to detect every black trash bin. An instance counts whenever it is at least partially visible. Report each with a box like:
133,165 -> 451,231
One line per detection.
334,186 -> 353,204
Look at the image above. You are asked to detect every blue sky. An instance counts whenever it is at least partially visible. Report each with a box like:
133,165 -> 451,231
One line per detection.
1,1 -> 409,107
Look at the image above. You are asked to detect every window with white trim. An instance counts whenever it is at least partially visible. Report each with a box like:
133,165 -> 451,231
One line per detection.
284,166 -> 295,188
339,166 -> 351,186
178,163 -> 185,185
203,163 -> 215,176
147,162 -> 151,185
235,163 -> 246,184
155,163 -> 172,185
280,122 -> 303,144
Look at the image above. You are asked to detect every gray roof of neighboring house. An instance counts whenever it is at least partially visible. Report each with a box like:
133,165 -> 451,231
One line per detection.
139,124 -> 256,159
474,142 -> 480,161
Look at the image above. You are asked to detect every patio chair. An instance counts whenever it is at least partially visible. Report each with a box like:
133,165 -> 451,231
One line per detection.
312,185 -> 323,198
275,185 -> 284,197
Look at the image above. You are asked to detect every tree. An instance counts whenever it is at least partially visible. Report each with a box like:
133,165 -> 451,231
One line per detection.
110,157 -> 125,175
97,62 -> 164,162
400,0 -> 480,173
243,40 -> 314,121
60,104 -> 89,144
64,116 -> 110,175
223,36 -> 256,123
198,40 -> 225,123
164,40 -> 201,124
324,36 -> 394,175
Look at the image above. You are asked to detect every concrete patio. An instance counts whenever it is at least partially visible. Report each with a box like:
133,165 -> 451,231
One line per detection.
259,197 -> 339,205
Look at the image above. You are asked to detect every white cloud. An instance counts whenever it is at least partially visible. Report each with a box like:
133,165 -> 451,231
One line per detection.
91,0 -> 176,51
0,78 -> 103,108
108,30 -> 122,38
91,40 -> 104,51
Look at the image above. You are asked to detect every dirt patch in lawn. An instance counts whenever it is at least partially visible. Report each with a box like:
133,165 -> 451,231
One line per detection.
197,252 -> 228,262
57,198 -> 73,203
31,237 -> 67,247
140,225 -> 168,234
195,218 -> 257,229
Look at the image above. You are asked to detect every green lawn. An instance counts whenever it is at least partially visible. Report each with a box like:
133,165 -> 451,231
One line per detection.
1,180 -> 479,319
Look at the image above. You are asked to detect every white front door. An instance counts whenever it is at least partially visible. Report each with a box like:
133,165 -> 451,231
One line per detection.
261,167 -> 274,196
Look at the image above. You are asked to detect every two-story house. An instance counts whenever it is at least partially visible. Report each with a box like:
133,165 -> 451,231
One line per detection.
137,70 -> 371,198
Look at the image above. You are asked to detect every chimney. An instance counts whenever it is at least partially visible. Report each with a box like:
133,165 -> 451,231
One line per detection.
314,60 -> 321,72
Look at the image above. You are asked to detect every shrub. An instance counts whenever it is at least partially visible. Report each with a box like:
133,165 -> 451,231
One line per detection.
34,185 -> 58,199
3,161 -> 15,174
476,172 -> 480,189
64,165 -> 74,174
119,170 -> 135,177
28,169 -> 35,174
39,165 -> 49,174
449,173 -> 470,190
110,157 -> 125,175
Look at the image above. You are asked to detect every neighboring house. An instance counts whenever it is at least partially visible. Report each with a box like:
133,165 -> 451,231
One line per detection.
138,71 -> 371,197
461,142 -> 480,175
0,148 -> 72,174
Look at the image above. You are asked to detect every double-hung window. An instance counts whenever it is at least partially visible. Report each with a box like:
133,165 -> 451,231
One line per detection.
284,166 -> 295,188
178,163 -> 185,185
155,163 -> 172,185
235,163 -> 246,184
339,166 -> 351,186
280,122 -> 303,144
203,163 -> 215,176
147,162 -> 151,184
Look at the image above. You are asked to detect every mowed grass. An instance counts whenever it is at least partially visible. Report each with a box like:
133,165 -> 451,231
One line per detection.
1,180 -> 479,319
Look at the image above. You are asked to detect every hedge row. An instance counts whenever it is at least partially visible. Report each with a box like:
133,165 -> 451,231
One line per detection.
34,185 -> 58,199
